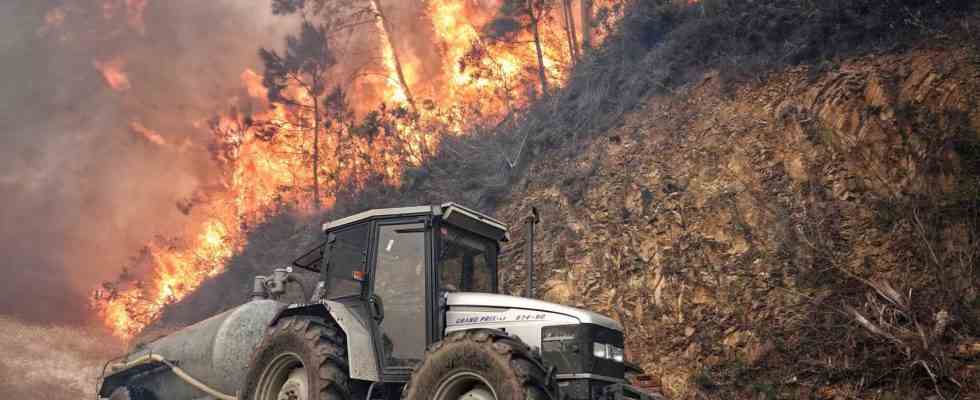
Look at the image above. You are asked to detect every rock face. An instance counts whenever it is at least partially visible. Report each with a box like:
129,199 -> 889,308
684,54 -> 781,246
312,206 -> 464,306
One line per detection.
496,45 -> 980,398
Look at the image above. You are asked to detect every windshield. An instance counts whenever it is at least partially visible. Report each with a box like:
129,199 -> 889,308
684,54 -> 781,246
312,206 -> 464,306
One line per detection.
437,225 -> 497,293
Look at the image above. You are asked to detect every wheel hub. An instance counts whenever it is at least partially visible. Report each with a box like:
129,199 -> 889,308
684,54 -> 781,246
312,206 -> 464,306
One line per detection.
459,387 -> 494,400
433,371 -> 497,400
255,353 -> 308,400
277,368 -> 308,400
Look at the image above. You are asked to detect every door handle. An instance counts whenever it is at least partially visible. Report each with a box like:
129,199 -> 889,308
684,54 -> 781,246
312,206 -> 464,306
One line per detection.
369,294 -> 385,323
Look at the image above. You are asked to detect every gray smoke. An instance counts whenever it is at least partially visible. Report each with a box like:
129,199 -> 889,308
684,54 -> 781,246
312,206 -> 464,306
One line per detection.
0,0 -> 298,325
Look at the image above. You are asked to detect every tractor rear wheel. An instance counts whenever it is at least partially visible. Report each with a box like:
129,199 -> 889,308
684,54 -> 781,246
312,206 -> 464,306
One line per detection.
240,316 -> 351,400
402,329 -> 557,400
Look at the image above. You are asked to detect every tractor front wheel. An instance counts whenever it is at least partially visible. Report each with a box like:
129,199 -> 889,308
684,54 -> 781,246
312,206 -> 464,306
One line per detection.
240,316 -> 351,400
402,329 -> 557,400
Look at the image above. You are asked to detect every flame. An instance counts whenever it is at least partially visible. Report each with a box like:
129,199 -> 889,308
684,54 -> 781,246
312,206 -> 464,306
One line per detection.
241,69 -> 268,99
129,121 -> 167,146
93,57 -> 131,91
371,1 -> 410,105
81,0 -> 624,339
425,0 -> 572,130
96,219 -> 237,336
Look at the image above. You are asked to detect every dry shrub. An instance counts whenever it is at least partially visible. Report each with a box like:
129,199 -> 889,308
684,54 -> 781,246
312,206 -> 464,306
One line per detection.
771,108 -> 980,397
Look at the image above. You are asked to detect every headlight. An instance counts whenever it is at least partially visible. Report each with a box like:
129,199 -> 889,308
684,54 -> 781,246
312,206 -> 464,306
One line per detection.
611,345 -> 624,362
542,325 -> 583,374
592,342 -> 609,359
592,342 -> 624,362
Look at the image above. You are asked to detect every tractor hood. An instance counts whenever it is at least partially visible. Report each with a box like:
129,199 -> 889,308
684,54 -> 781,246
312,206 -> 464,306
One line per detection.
445,292 -> 623,332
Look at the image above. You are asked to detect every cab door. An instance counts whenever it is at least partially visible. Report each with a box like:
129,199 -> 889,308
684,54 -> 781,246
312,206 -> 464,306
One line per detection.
369,220 -> 431,380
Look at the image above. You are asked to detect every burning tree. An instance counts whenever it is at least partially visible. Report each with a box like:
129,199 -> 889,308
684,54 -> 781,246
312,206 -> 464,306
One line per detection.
486,0 -> 560,96
259,21 -> 336,209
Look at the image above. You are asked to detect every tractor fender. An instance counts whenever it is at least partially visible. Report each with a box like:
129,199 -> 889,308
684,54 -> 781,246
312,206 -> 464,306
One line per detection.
269,301 -> 380,382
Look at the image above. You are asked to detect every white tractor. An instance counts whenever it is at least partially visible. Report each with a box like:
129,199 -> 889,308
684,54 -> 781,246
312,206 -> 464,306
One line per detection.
99,203 -> 663,400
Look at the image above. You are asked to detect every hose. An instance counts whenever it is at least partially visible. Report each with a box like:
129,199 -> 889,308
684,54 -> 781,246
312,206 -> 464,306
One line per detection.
96,358 -> 113,400
109,353 -> 237,400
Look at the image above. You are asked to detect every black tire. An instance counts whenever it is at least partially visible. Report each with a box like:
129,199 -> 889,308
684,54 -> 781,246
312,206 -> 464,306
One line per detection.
402,329 -> 557,400
240,316 -> 351,400
108,386 -> 156,400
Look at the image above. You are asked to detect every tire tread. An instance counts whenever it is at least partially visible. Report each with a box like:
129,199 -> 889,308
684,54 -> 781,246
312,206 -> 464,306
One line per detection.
402,329 -> 557,400
241,316 -> 351,400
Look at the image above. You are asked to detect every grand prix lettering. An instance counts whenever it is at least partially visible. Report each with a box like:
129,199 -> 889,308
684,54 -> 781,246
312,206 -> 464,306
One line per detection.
452,313 -> 548,325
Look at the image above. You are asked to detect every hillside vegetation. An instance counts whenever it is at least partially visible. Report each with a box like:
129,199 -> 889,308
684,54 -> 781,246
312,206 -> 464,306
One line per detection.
500,45 -> 980,399
154,1 -> 980,398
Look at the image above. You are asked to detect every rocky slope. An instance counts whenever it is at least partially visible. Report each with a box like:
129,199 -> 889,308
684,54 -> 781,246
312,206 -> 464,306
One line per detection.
495,42 -> 980,398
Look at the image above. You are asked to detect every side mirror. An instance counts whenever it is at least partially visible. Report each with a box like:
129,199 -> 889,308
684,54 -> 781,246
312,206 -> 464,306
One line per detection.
369,293 -> 384,323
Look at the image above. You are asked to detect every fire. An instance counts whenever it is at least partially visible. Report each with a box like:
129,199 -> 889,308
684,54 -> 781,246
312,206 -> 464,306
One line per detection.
94,57 -> 131,91
129,121 -> 167,146
425,0 -> 573,129
97,219 -> 238,337
371,1 -> 411,105
75,0 -> 624,339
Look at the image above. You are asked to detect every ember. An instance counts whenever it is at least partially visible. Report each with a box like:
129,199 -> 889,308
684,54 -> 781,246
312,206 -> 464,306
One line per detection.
93,57 -> 131,92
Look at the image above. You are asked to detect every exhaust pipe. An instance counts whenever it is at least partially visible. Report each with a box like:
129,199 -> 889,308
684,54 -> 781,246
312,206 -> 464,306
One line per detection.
524,207 -> 540,299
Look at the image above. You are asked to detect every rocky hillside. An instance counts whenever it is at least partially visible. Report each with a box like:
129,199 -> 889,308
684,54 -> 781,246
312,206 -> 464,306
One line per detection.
496,42 -> 980,399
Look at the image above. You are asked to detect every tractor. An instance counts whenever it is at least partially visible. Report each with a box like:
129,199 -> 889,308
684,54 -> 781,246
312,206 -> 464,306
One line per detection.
98,203 -> 663,400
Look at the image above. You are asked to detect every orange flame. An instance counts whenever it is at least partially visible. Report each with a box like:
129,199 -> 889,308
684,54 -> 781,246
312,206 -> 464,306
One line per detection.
129,121 -> 167,146
93,57 -> 131,91
96,219 -> 237,336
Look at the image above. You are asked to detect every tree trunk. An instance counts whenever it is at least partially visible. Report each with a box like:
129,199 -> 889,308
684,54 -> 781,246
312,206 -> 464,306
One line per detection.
529,7 -> 549,96
562,0 -> 579,61
312,78 -> 321,209
580,0 -> 592,50
371,0 -> 416,112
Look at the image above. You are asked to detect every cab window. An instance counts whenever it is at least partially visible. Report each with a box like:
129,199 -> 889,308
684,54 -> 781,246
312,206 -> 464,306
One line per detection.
325,223 -> 369,299
437,226 -> 496,293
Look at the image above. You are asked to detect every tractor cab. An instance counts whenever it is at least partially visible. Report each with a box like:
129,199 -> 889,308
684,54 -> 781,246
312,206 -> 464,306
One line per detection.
292,203 -> 508,381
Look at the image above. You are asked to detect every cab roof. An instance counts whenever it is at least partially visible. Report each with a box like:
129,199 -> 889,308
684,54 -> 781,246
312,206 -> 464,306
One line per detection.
322,202 -> 510,242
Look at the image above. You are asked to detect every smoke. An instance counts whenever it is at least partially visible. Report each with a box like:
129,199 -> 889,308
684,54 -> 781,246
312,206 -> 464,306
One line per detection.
0,0 -> 299,325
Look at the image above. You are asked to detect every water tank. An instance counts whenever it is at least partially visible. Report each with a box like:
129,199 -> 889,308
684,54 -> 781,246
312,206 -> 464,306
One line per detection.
113,299 -> 285,399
